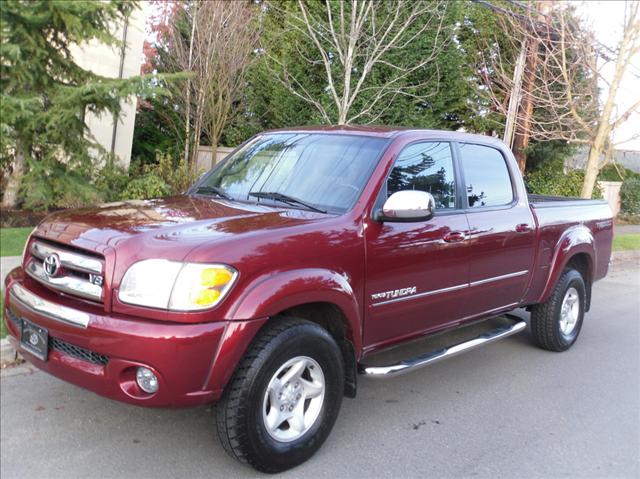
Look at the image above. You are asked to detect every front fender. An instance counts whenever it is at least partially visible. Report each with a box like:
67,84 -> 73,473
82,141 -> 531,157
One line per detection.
226,268 -> 362,354
539,225 -> 595,304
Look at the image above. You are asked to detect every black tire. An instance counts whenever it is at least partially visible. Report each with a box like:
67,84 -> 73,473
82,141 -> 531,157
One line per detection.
530,268 -> 586,352
215,317 -> 344,473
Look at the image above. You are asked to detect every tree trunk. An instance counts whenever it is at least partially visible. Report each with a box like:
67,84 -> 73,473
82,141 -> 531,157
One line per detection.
511,11 -> 542,173
580,3 -> 637,198
184,2 -> 198,166
1,148 -> 26,209
337,108 -> 347,125
511,41 -> 538,173
581,144 -> 602,199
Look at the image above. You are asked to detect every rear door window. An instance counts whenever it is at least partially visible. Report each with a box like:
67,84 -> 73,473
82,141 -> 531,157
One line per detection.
459,143 -> 513,208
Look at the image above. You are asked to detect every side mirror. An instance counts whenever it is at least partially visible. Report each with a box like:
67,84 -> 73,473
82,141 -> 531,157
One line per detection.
376,190 -> 435,222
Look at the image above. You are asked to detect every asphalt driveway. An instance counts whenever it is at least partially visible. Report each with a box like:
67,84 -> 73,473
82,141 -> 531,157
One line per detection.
1,263 -> 638,478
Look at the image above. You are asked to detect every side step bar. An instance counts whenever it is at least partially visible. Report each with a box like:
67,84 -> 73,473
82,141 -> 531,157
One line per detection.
358,317 -> 527,378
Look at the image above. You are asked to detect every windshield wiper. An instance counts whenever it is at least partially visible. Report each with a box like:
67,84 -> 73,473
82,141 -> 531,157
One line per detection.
248,191 -> 327,214
193,185 -> 233,200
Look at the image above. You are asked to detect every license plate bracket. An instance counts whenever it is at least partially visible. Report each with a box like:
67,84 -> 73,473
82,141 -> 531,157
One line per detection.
20,319 -> 49,361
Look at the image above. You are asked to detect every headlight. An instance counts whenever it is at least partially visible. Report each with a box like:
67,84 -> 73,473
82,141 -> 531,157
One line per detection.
118,260 -> 238,311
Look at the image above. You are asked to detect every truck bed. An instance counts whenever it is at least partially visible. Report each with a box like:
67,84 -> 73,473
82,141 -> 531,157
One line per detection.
527,193 -> 607,208
522,195 -> 613,306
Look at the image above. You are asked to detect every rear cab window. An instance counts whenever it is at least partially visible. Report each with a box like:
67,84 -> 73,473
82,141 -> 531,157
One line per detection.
458,143 -> 514,208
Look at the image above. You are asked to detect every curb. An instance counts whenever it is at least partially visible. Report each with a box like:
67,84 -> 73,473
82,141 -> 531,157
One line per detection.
0,338 -> 20,368
611,249 -> 640,263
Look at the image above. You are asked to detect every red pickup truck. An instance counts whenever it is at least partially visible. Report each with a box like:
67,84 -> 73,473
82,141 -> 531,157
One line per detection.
4,127 -> 612,472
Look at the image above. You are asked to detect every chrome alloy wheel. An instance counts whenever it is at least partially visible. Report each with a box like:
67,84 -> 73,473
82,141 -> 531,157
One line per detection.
559,286 -> 580,335
262,356 -> 325,443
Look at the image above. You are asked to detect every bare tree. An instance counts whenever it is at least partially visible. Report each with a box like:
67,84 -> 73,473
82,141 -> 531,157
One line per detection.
479,4 -> 598,151
580,2 -> 640,197
269,0 -> 447,125
167,1 -> 260,167
480,2 -> 640,197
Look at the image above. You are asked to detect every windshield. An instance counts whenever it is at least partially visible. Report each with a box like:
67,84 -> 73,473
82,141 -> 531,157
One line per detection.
195,133 -> 388,214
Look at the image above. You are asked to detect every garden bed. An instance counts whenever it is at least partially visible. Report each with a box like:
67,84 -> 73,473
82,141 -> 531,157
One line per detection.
0,209 -> 53,228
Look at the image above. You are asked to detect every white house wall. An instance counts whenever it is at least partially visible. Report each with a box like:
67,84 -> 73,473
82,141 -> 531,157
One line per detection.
69,6 -> 147,169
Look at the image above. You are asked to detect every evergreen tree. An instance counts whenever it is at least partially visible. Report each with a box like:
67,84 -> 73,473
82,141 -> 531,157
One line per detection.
1,0 -> 152,209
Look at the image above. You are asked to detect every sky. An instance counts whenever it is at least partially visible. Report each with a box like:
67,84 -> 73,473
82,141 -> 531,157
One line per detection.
575,0 -> 640,151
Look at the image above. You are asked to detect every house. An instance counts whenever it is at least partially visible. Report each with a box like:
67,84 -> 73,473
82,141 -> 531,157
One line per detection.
69,7 -> 147,169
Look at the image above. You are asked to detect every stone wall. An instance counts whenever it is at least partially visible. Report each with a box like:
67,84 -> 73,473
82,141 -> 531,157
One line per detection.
598,181 -> 623,216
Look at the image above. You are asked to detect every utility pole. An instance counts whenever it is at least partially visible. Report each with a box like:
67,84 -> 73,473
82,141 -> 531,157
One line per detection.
503,41 -> 527,149
511,1 -> 552,172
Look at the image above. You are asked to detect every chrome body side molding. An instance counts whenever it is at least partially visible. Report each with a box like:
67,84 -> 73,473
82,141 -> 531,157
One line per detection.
371,270 -> 528,307
371,283 -> 468,307
469,270 -> 529,287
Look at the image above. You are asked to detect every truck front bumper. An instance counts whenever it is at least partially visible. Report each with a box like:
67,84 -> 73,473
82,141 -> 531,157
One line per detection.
3,268 -> 266,408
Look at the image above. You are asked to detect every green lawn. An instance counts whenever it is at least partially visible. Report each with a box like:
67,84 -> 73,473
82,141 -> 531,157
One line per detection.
0,227 -> 32,256
1,295 -> 6,339
613,233 -> 640,251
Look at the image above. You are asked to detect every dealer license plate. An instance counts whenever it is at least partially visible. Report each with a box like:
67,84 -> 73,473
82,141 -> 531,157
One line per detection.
20,319 -> 49,361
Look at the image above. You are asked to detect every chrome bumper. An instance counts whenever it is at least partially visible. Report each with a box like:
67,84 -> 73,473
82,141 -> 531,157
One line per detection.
9,283 -> 91,328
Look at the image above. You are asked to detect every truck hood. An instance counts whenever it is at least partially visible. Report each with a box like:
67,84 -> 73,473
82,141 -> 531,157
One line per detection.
34,196 -> 327,262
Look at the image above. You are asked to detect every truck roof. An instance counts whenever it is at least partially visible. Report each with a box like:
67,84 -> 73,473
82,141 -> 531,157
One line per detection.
264,125 -> 506,146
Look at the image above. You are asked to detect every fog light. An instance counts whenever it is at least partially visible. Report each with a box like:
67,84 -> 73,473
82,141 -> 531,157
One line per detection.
136,367 -> 159,394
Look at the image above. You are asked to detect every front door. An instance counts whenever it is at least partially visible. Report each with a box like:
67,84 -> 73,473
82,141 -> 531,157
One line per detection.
364,141 -> 471,349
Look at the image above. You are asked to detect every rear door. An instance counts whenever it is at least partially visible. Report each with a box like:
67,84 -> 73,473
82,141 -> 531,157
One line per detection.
457,142 -> 536,318
364,140 -> 471,348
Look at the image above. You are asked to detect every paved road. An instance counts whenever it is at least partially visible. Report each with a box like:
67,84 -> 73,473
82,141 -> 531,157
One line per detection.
614,224 -> 640,235
1,265 -> 639,479
0,256 -> 21,292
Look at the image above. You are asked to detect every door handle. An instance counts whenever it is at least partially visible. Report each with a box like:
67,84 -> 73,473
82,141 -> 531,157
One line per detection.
443,231 -> 466,243
515,223 -> 531,233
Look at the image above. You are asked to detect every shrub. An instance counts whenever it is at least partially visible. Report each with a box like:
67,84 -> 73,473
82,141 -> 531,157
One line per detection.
153,152 -> 198,195
121,173 -> 171,200
525,141 -> 576,173
94,163 -> 131,203
598,163 -> 640,182
119,152 -> 199,201
20,161 -> 101,210
620,177 -> 640,215
525,168 -> 602,199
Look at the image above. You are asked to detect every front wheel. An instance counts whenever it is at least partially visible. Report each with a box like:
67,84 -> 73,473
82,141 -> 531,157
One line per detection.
530,268 -> 586,352
215,318 -> 344,473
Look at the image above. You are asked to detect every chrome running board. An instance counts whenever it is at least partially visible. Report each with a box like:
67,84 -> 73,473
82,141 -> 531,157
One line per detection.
358,317 -> 527,378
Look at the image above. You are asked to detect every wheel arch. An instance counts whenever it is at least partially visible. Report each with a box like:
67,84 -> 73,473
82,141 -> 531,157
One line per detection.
274,302 -> 358,398
540,225 -> 595,309
224,269 -> 362,397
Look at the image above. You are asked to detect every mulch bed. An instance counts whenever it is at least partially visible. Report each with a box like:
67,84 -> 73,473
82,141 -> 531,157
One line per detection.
0,209 -> 53,228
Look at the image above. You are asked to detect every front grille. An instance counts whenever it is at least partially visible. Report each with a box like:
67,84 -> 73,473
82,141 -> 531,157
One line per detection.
6,307 -> 20,329
49,337 -> 109,366
6,308 -> 108,366
26,239 -> 105,303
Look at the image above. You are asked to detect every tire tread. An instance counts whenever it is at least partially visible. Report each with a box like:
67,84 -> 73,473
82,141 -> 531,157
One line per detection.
530,268 -> 584,352
215,318 -> 339,472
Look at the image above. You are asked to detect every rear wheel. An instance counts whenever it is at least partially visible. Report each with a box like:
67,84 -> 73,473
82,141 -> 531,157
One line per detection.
216,318 -> 344,473
530,268 -> 586,352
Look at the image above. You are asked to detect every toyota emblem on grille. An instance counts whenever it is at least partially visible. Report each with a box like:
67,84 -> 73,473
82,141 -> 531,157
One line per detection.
43,254 -> 61,277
